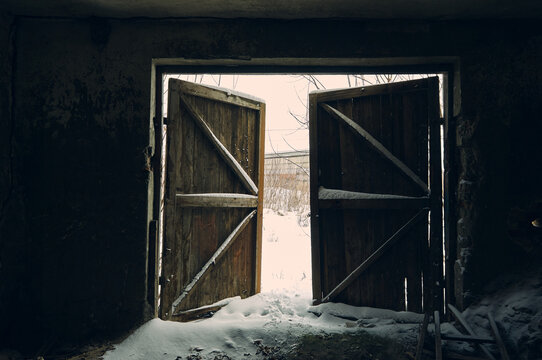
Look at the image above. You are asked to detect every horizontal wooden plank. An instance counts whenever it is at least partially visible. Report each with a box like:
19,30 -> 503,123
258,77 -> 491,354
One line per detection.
441,334 -> 495,344
171,210 -> 257,314
318,187 -> 429,209
180,95 -> 259,195
174,79 -> 262,110
321,208 -> 428,303
176,193 -> 258,208
320,103 -> 429,194
312,78 -> 429,103
319,198 -> 430,209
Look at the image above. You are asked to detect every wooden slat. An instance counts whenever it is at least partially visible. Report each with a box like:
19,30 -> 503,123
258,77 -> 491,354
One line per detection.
254,102 -> 266,293
487,312 -> 510,360
318,187 -> 429,209
178,79 -> 262,110
443,72 -> 457,311
428,76 -> 443,314
171,297 -> 237,322
321,208 -> 428,303
441,334 -> 495,344
176,193 -> 258,208
161,78 -> 183,319
320,103 -> 429,194
147,220 -> 159,316
415,312 -> 431,360
434,311 -> 443,360
180,94 -> 258,195
447,304 -> 497,360
312,78 -> 429,103
171,210 -> 257,314
171,304 -> 225,322
309,93 -> 322,303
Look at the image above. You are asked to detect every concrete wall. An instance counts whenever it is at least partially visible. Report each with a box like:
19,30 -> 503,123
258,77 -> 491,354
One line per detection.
1,16 -> 541,352
455,31 -> 542,307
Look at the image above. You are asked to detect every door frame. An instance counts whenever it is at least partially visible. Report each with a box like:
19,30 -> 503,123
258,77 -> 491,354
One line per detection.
148,57 -> 460,317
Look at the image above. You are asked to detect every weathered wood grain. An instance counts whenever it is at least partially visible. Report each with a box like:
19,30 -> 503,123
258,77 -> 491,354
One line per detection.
177,78 -> 262,110
320,102 -> 429,194
309,93 -> 322,302
160,79 -> 264,318
176,193 -> 258,208
171,210 -> 257,314
321,208 -> 428,303
180,94 -> 258,195
310,78 -> 436,311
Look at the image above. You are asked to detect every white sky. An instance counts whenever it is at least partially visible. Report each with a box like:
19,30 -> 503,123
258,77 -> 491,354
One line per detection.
163,74 -> 433,153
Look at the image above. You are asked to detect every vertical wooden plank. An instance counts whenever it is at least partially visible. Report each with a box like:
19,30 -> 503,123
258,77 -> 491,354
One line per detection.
336,97 -> 358,304
161,79 -> 182,319
318,101 -> 346,301
434,310 -> 443,360
150,68 -> 163,317
429,76 -> 443,313
400,89 -> 427,313
309,93 -> 322,302
147,219 -> 158,316
442,71 -> 456,314
255,103 -> 265,293
194,97 -> 215,308
346,95 -> 373,307
415,312 -> 430,360
385,92 -> 405,311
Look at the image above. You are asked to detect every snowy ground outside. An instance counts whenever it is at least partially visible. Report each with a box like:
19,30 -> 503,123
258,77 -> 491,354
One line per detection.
103,209 -> 542,360
260,209 -> 312,297
104,209 -> 420,359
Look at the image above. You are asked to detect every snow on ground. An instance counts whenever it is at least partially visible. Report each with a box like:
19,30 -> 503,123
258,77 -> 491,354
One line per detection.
459,266 -> 542,359
104,209 -> 421,359
260,209 -> 312,297
103,293 -> 422,360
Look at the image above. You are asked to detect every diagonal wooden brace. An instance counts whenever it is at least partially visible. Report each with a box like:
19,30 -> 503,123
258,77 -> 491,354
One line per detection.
181,94 -> 258,195
320,208 -> 429,303
320,103 -> 429,194
171,210 -> 257,314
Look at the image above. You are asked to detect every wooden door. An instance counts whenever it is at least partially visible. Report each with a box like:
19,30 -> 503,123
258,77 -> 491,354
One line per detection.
161,79 -> 265,320
310,77 -> 442,313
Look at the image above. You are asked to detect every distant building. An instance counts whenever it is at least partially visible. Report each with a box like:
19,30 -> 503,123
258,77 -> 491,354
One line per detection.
265,150 -> 309,184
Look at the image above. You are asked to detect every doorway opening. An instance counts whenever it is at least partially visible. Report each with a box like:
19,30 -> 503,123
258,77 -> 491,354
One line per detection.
154,70 -> 451,318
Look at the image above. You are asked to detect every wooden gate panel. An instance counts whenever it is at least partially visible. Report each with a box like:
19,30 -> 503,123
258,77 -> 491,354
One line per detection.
175,207 -> 255,311
311,78 -> 438,312
161,80 -> 264,319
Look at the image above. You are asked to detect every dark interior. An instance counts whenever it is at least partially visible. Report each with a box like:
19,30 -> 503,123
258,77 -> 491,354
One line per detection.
1,1 -> 541,354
